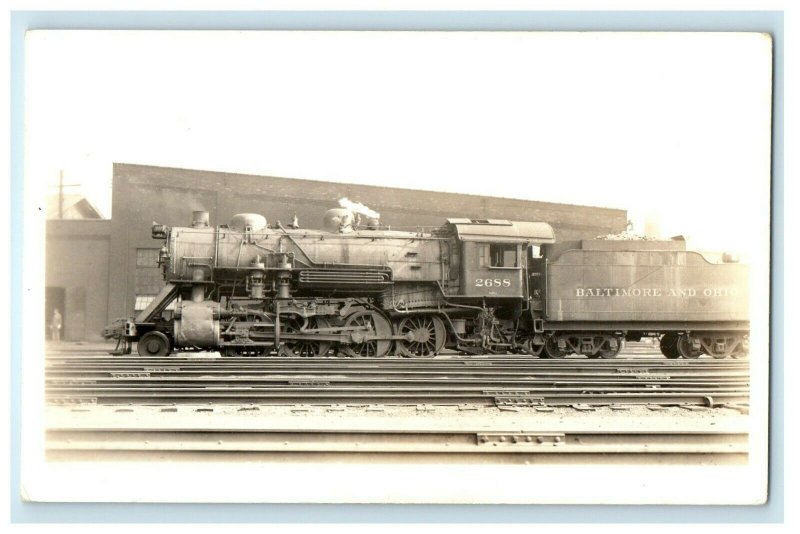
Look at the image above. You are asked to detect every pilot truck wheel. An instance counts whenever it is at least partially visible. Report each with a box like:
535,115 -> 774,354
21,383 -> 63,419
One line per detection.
137,331 -> 172,357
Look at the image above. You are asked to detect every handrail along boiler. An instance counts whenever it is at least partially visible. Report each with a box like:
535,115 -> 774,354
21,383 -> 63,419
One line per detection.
117,209 -> 749,359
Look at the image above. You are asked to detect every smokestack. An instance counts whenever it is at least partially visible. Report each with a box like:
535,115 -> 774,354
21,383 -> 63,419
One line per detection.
192,211 -> 210,228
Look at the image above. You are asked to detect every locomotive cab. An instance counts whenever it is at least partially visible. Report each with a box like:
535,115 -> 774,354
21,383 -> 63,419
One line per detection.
460,241 -> 524,298
444,219 -> 556,300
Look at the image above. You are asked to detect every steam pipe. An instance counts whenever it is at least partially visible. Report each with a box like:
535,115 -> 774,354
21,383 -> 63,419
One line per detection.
191,268 -> 205,303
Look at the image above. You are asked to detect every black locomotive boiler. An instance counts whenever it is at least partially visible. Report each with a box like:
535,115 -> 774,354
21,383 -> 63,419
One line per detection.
116,209 -> 749,359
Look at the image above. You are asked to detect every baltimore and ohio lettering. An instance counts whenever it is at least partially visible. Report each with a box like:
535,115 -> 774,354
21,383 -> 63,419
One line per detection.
574,287 -> 739,297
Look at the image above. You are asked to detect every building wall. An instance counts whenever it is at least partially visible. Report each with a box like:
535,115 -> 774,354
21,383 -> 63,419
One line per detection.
45,220 -> 112,340
109,163 -> 627,320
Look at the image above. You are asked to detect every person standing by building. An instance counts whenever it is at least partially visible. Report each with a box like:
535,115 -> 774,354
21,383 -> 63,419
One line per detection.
51,308 -> 62,342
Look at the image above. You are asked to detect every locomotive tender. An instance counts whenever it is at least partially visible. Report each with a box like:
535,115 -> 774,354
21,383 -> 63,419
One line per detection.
120,208 -> 749,359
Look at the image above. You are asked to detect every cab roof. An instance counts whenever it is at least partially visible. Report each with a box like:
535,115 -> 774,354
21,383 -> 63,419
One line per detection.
445,219 -> 556,244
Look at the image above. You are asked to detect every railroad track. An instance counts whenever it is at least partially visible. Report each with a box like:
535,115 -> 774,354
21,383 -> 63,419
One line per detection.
45,427 -> 748,455
45,344 -> 750,457
46,352 -> 750,408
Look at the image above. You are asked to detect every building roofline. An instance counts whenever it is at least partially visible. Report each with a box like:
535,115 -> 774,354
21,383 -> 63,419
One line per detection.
112,162 -> 626,216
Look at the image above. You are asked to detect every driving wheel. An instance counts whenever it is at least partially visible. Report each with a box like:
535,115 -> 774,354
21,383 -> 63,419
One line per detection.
342,310 -> 393,358
279,316 -> 332,357
395,315 -> 446,358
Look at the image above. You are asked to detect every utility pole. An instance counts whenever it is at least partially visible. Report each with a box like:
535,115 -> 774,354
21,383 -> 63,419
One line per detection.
59,169 -> 64,219
54,170 -> 80,219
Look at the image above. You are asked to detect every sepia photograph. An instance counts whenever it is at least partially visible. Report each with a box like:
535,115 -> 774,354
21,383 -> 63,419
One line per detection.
20,29 -> 773,505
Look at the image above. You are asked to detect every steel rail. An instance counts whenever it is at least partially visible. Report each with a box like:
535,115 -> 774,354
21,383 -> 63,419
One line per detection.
47,378 -> 749,388
45,360 -> 750,371
45,351 -> 750,408
45,354 -> 742,362
45,357 -> 749,365
45,361 -> 749,369
45,427 -> 748,454
44,362 -> 750,374
46,383 -> 749,395
46,369 -> 750,378
45,364 -> 751,381
46,388 -> 750,407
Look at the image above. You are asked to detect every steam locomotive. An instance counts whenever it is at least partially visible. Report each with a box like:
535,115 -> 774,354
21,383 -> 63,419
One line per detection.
113,207 -> 750,359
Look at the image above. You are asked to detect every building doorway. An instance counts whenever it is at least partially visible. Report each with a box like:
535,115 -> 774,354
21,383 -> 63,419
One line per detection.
45,286 -> 65,340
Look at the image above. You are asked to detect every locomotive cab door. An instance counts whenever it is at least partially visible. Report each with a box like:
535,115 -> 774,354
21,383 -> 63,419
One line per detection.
527,246 -> 545,311
460,241 -> 524,298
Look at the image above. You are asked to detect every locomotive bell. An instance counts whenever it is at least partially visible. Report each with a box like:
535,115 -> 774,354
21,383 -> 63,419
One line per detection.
229,213 -> 268,233
192,211 -> 210,228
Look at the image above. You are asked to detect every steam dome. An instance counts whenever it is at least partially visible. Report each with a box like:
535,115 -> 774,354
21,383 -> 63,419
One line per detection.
229,213 -> 268,233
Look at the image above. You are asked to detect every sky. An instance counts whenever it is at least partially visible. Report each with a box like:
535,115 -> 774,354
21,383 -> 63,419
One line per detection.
25,31 -> 772,254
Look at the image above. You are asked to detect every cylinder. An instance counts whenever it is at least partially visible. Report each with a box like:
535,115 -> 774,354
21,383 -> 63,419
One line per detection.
174,300 -> 220,348
192,211 -> 210,228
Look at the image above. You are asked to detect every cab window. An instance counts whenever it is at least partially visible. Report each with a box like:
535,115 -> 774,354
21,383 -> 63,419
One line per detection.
477,245 -> 491,268
477,243 -> 519,268
491,244 -> 517,267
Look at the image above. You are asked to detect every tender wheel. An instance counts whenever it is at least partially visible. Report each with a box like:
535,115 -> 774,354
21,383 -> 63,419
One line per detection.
676,334 -> 703,359
396,315 -> 446,358
710,347 -> 729,360
660,333 -> 680,359
137,331 -> 172,356
731,339 -> 749,359
705,336 -> 743,359
543,336 -> 568,359
280,316 -> 332,357
523,338 -> 545,357
343,310 -> 393,358
597,336 -> 623,359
